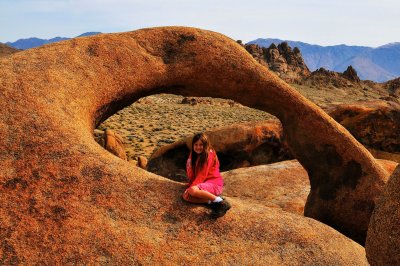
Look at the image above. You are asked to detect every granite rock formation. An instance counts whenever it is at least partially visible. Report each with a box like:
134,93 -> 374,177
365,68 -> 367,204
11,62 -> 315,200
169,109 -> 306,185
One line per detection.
343,65 -> 361,83
385,77 -> 400,97
104,129 -> 127,160
0,26 -> 389,263
366,164 -> 400,265
328,100 -> 400,153
94,129 -> 127,160
304,67 -> 362,88
243,42 -> 310,83
222,160 -> 310,215
137,155 -> 148,169
147,121 -> 292,180
223,159 -> 397,216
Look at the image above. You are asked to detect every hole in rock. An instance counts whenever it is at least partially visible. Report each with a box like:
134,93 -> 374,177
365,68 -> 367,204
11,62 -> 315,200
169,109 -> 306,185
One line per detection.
94,93 -> 283,179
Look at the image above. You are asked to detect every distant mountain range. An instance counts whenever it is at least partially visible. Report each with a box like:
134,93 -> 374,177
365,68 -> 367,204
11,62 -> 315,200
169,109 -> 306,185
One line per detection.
3,33 -> 399,82
248,38 -> 400,82
5,32 -> 101,50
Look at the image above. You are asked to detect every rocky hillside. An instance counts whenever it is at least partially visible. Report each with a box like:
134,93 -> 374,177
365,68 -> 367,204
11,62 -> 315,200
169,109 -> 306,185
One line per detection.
385,77 -> 400,97
249,38 -> 400,82
242,41 -> 310,83
242,42 -> 400,104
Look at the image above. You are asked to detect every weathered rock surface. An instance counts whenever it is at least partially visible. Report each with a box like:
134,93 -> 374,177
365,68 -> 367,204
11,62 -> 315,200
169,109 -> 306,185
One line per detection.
343,65 -> 361,83
147,121 -> 292,180
94,129 -> 127,160
104,129 -> 127,160
366,164 -> 400,265
244,42 -> 310,83
385,77 -> 400,97
0,26 -> 388,263
304,67 -> 362,88
368,148 -> 400,164
137,155 -> 148,169
328,100 -> 400,153
223,159 -> 398,217
223,160 -> 310,215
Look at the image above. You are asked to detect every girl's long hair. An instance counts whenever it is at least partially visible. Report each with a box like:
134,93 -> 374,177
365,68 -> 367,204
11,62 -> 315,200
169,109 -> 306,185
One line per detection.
191,133 -> 212,176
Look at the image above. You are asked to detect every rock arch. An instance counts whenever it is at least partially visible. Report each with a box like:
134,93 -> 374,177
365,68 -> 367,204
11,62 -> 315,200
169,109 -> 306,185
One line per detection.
0,26 -> 387,263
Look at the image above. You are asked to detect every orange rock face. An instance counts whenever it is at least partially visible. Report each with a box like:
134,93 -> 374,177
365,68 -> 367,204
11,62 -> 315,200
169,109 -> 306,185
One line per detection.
137,155 -> 148,169
366,164 -> 400,265
104,129 -> 127,160
0,26 -> 388,263
329,100 -> 400,153
222,160 -> 310,215
223,159 -> 397,217
94,129 -> 127,160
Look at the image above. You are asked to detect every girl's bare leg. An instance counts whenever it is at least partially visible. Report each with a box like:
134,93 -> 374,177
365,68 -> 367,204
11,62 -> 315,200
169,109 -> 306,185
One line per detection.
183,186 -> 217,203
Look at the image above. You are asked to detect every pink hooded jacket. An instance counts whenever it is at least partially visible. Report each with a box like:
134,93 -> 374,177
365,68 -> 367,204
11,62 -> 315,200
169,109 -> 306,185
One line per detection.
186,149 -> 223,187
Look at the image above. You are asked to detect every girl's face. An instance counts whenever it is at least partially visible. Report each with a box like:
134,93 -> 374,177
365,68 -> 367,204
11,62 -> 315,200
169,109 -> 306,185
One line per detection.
193,139 -> 204,154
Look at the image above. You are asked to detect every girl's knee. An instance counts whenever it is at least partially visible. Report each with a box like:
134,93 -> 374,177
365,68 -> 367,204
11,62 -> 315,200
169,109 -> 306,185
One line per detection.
187,186 -> 199,195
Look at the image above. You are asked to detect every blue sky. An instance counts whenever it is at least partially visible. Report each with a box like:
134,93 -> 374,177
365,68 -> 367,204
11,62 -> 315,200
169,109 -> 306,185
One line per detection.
1,0 -> 399,47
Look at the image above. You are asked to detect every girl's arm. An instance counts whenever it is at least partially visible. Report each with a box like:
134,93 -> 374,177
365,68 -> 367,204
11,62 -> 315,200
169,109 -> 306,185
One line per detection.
186,157 -> 194,183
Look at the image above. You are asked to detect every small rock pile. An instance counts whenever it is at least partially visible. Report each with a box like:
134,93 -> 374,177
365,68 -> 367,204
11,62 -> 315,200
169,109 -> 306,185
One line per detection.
385,77 -> 400,97
304,66 -> 362,88
180,96 -> 239,107
343,65 -> 361,83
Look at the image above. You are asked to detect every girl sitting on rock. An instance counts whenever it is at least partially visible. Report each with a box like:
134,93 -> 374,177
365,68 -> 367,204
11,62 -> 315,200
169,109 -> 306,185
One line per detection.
182,132 -> 231,218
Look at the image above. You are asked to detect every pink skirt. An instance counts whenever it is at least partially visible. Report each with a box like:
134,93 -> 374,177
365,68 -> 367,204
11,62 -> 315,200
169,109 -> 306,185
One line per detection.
197,182 -> 223,196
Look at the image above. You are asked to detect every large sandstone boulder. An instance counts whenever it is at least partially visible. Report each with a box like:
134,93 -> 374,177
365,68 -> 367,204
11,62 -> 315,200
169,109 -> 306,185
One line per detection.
104,129 -> 127,160
222,160 -> 310,215
147,121 -> 292,180
223,159 -> 398,216
366,164 -> 400,265
0,26 -> 389,263
368,148 -> 400,164
329,100 -> 400,153
136,155 -> 148,169
94,129 -> 127,160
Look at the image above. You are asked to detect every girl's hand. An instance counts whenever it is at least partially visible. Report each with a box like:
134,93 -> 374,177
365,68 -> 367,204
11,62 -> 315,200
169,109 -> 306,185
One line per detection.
182,189 -> 192,201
